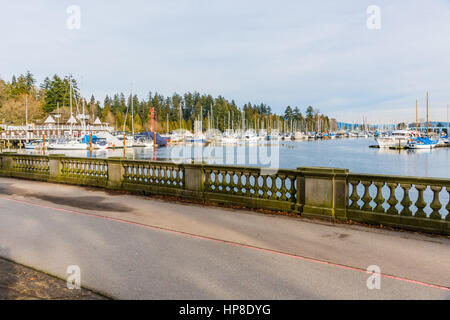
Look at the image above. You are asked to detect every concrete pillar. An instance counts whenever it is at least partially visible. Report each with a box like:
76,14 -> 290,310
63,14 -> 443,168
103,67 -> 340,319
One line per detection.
107,157 -> 124,189
0,152 -> 16,171
48,154 -> 64,180
183,163 -> 204,199
297,167 -> 349,220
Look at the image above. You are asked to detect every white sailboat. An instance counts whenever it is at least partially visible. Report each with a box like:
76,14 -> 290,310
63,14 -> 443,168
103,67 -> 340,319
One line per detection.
48,82 -> 89,150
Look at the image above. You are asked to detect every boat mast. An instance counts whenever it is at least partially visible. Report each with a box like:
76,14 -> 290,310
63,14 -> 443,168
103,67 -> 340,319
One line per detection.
426,92 -> 429,137
416,100 -> 418,137
25,95 -> 28,127
131,90 -> 134,136
82,98 -> 86,134
179,103 -> 182,130
447,104 -> 449,137
70,81 -> 73,137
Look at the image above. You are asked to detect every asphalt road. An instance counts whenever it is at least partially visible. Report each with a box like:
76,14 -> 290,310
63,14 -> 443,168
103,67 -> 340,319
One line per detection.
0,178 -> 449,299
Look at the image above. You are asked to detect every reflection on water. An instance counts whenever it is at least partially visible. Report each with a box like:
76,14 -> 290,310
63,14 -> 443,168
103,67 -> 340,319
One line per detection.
14,138 -> 450,178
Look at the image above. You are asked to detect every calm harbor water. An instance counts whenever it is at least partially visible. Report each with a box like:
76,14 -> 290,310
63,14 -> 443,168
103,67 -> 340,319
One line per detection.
17,138 -> 450,178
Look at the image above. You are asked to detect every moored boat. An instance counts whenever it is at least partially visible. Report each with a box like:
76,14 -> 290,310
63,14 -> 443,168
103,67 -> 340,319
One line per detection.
375,130 -> 415,148
407,136 -> 438,149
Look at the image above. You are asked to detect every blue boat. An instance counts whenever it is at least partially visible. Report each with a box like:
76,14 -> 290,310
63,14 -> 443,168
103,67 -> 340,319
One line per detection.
407,136 -> 439,149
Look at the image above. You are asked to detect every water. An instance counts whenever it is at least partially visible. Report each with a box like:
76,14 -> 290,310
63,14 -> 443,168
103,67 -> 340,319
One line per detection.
15,138 -> 450,178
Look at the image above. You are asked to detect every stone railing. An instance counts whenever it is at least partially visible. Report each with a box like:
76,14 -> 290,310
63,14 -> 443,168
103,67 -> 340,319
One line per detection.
203,165 -> 299,212
0,153 -> 50,180
0,153 -> 448,235
347,173 -> 450,234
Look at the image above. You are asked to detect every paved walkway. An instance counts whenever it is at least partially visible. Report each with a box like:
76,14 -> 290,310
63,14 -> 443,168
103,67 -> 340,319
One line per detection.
0,177 -> 449,299
0,257 -> 106,299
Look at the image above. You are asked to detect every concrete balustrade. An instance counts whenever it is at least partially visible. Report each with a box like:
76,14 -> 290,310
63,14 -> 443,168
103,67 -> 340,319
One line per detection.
0,152 -> 449,235
298,167 -> 349,221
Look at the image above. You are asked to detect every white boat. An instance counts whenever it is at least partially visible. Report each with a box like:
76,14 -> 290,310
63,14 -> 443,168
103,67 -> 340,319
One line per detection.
25,140 -> 45,149
185,133 -> 207,143
47,139 -> 89,150
95,132 -> 128,149
375,130 -> 415,148
358,132 -> 369,138
243,130 -> 260,143
133,136 -> 154,148
294,132 -> 306,140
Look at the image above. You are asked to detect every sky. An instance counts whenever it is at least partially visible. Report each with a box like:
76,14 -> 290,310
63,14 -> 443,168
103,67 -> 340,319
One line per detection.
1,0 -> 450,123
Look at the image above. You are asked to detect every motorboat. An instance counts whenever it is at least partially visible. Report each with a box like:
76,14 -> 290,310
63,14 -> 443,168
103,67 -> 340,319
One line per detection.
47,139 -> 89,150
94,131 -> 127,149
133,136 -> 154,148
243,130 -> 260,143
24,139 -> 46,149
294,131 -> 305,140
135,132 -> 168,147
375,130 -> 416,148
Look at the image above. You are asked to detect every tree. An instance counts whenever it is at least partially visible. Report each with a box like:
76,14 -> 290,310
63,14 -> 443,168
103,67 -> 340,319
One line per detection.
100,105 -> 115,126
284,106 -> 293,120
0,94 -> 43,124
41,75 -> 80,113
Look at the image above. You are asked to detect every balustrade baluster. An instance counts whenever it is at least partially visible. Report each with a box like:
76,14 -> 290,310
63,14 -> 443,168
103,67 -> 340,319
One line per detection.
414,185 -> 427,218
373,182 -> 385,213
430,186 -> 443,220
361,181 -> 373,211
349,180 -> 360,209
279,175 -> 288,201
400,184 -> 413,216
386,183 -> 399,214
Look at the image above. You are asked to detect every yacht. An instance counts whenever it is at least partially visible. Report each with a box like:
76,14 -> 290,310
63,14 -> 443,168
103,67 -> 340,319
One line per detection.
132,136 -> 154,148
375,130 -> 415,148
95,131 -> 128,149
25,139 -> 46,150
243,130 -> 260,143
47,139 -> 90,150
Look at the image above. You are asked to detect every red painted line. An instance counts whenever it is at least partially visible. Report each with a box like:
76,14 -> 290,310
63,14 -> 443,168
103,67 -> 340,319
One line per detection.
1,196 -> 449,292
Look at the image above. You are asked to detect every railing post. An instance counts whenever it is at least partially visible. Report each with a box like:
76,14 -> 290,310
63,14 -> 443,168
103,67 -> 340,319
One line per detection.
297,167 -> 349,221
0,152 -> 15,171
183,162 -> 205,199
48,154 -> 64,181
107,157 -> 124,189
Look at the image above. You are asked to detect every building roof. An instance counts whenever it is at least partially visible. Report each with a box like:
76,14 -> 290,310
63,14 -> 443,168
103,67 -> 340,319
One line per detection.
93,117 -> 102,125
44,115 -> 56,124
67,115 -> 78,124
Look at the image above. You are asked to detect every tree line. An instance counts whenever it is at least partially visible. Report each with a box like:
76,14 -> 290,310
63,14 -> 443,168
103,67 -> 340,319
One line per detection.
0,72 -> 337,133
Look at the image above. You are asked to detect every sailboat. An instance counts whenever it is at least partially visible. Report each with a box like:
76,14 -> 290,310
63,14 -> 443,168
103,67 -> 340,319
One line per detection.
407,92 -> 438,149
47,82 -> 90,150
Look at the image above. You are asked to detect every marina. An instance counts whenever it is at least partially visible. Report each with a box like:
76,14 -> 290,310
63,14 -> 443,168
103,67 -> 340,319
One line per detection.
8,137 -> 450,178
2,1 -> 450,303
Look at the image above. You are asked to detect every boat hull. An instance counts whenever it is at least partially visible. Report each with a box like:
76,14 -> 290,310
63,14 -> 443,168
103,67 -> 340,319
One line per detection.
375,138 -> 409,148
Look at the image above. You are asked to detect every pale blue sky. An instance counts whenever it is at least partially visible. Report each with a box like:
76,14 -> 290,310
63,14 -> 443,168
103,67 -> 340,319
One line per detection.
1,0 -> 450,123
